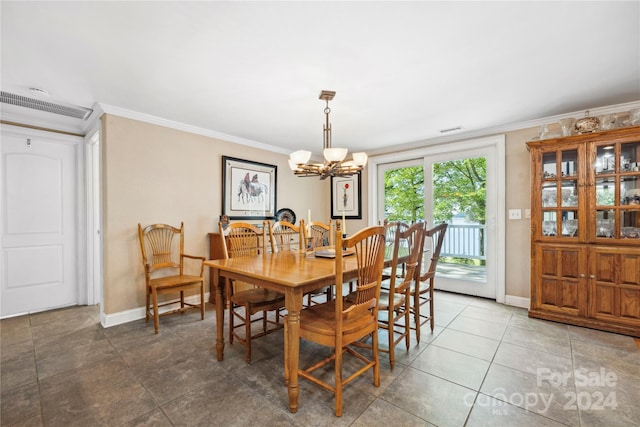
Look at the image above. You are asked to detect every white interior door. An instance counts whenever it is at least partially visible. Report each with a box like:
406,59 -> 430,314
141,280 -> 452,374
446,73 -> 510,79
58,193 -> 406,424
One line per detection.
1,129 -> 80,317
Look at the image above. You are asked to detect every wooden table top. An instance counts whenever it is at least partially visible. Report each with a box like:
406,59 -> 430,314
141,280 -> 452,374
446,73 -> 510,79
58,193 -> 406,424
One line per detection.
204,250 -> 360,289
205,245 -> 415,280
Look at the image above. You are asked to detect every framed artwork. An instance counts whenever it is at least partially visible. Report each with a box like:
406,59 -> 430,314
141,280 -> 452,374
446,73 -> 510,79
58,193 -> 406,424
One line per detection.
330,172 -> 362,219
222,156 -> 277,220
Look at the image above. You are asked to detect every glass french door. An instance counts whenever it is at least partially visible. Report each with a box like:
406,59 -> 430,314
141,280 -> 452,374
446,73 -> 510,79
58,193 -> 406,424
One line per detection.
377,159 -> 424,223
377,145 -> 500,299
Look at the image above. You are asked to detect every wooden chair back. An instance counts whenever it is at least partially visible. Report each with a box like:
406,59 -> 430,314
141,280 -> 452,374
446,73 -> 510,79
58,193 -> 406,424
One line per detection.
383,219 -> 411,247
219,221 -> 267,293
420,223 -> 448,282
138,222 -> 185,274
335,222 -> 386,322
308,220 -> 333,248
268,220 -> 304,252
219,221 -> 267,259
381,219 -> 411,278
388,221 -> 425,294
301,220 -> 334,305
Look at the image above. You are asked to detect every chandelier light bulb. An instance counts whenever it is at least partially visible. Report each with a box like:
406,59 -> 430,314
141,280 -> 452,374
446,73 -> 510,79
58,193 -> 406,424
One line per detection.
290,150 -> 312,165
324,147 -> 348,163
352,152 -> 368,167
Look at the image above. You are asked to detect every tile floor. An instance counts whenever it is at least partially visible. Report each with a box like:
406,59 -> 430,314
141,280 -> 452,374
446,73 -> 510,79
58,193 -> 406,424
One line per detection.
1,291 -> 639,426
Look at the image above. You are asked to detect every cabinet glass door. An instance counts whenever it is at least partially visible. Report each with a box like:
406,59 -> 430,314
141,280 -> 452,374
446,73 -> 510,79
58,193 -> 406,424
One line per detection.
592,140 -> 640,241
620,140 -> 640,239
540,148 -> 580,239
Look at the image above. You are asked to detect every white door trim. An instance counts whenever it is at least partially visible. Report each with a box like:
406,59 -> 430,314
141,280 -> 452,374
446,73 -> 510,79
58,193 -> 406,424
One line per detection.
84,126 -> 102,307
368,134 -> 506,303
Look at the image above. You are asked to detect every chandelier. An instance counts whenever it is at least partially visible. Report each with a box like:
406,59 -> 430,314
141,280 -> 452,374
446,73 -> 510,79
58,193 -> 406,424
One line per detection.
288,90 -> 368,179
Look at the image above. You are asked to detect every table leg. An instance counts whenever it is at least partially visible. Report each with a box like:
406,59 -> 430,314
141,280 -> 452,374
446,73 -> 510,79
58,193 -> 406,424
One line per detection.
214,269 -> 225,361
285,289 -> 303,413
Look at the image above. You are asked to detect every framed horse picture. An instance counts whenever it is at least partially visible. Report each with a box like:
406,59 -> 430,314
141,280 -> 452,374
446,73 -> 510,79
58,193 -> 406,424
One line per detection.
330,172 -> 362,220
222,156 -> 277,220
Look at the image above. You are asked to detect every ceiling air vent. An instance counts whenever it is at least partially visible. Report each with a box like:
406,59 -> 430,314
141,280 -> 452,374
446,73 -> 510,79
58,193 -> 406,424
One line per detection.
0,91 -> 93,120
439,126 -> 462,133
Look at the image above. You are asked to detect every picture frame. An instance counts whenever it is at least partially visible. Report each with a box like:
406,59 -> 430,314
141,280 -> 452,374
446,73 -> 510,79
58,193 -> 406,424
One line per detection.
330,172 -> 362,219
222,156 -> 277,220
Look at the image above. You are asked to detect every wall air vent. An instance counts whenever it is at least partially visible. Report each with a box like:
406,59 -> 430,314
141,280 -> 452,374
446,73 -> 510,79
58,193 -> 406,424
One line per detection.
0,91 -> 93,120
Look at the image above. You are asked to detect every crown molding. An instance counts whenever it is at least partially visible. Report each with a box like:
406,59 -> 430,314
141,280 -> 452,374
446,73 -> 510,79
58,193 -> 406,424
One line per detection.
5,99 -> 639,154
367,100 -> 640,157
97,103 -> 291,155
99,100 -> 640,158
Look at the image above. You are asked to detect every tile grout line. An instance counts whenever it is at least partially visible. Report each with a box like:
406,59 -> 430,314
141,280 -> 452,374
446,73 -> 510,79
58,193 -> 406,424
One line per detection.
103,328 -> 179,427
461,309 -> 510,427
463,312 -> 577,427
568,328 -> 582,427
29,313 -> 47,427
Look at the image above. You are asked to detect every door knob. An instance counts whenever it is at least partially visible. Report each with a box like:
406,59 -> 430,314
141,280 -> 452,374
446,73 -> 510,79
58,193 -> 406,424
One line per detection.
590,275 -> 596,279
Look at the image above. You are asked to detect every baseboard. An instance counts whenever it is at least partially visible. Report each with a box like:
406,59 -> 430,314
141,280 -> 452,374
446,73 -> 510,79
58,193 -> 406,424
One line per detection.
100,292 -> 529,327
504,294 -> 530,309
101,292 -> 210,328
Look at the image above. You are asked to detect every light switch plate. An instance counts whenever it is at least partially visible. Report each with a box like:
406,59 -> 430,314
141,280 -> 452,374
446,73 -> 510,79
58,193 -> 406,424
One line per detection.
509,209 -> 522,220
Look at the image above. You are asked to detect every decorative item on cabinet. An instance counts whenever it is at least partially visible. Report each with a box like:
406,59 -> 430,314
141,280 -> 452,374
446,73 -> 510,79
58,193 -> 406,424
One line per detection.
599,113 -> 618,130
574,110 -> 600,134
538,124 -> 550,140
630,108 -> 640,126
558,117 -> 575,136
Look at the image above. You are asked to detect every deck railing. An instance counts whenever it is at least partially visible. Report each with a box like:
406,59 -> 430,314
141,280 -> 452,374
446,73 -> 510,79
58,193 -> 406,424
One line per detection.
440,223 -> 486,260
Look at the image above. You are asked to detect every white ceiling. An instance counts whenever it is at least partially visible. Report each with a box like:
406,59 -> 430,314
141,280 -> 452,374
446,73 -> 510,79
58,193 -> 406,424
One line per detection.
1,1 -> 639,157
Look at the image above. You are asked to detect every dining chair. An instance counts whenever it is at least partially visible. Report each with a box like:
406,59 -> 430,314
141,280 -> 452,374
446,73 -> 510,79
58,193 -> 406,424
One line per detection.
378,221 -> 424,368
308,220 -> 333,248
411,223 -> 447,342
268,220 -> 304,253
219,221 -> 285,363
137,222 -> 205,334
381,219 -> 411,282
284,222 -> 386,417
305,220 -> 334,305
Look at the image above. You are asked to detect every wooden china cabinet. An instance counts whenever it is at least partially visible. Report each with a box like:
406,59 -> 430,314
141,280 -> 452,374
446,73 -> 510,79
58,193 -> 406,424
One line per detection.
527,126 -> 640,337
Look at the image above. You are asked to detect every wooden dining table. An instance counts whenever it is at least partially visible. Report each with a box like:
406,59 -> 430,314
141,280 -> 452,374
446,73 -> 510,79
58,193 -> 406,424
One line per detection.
205,250 -> 362,413
204,244 -> 418,413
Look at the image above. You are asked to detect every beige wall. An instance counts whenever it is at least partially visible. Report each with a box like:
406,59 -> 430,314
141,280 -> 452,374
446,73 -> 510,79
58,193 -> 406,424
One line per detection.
504,127 -> 537,298
101,114 -> 329,314
103,112 -> 632,315
101,112 -> 538,316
